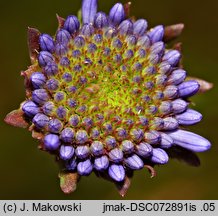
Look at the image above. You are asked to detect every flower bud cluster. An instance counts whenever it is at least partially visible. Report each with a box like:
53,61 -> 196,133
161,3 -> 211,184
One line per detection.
9,0 -> 211,188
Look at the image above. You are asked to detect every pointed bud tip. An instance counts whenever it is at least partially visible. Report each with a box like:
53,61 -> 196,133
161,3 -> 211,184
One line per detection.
56,14 -> 65,28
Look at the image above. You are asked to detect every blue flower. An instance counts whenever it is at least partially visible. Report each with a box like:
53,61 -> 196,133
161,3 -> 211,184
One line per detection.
5,0 -> 212,195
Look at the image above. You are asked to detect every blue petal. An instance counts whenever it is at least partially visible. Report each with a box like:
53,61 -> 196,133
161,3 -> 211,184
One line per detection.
81,23 -> 95,36
159,133 -> 173,149
60,127 -> 75,143
105,136 -> 117,149
136,142 -> 153,157
59,145 -> 74,160
109,3 -> 125,26
159,101 -> 172,115
151,148 -> 169,164
121,140 -> 134,154
176,109 -> 202,125
38,51 -> 54,67
60,57 -> 70,67
22,101 -> 40,117
137,35 -> 151,48
130,129 -> 144,142
124,154 -> 144,170
82,0 -> 98,24
44,134 -> 60,151
46,78 -> 59,91
90,141 -> 104,156
150,41 -> 165,56
108,164 -> 125,182
55,43 -> 67,56
172,99 -> 188,114
167,69 -> 187,85
148,25 -> 164,43
32,113 -> 49,129
74,36 -> 86,48
158,62 -> 171,74
144,130 -> 160,144
42,101 -> 55,116
56,29 -> 71,45
94,155 -> 109,171
150,117 -> 164,130
39,34 -> 55,53
163,50 -> 181,66
75,130 -> 88,144
109,148 -> 123,162
77,159 -> 93,176
163,85 -> 178,99
167,129 -> 211,152
44,62 -> 58,76
118,19 -> 133,35
94,12 -> 109,29
32,89 -> 49,105
64,15 -> 80,34
133,19 -> 148,36
163,117 -> 179,130
48,118 -> 63,133
178,80 -> 200,98
30,72 -> 46,89
75,145 -> 90,159
149,53 -> 160,64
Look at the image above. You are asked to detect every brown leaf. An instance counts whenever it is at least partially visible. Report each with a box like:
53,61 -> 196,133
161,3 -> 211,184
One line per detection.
59,172 -> 79,194
187,76 -> 213,93
56,14 -> 65,28
4,109 -> 29,128
164,23 -> 184,42
115,176 -> 131,197
27,27 -> 41,63
144,165 -> 156,178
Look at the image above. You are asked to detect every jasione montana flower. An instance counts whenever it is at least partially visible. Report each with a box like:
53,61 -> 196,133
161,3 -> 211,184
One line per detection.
5,0 -> 212,196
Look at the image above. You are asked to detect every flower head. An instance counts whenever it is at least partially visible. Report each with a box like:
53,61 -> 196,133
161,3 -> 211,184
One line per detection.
5,0 -> 212,196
